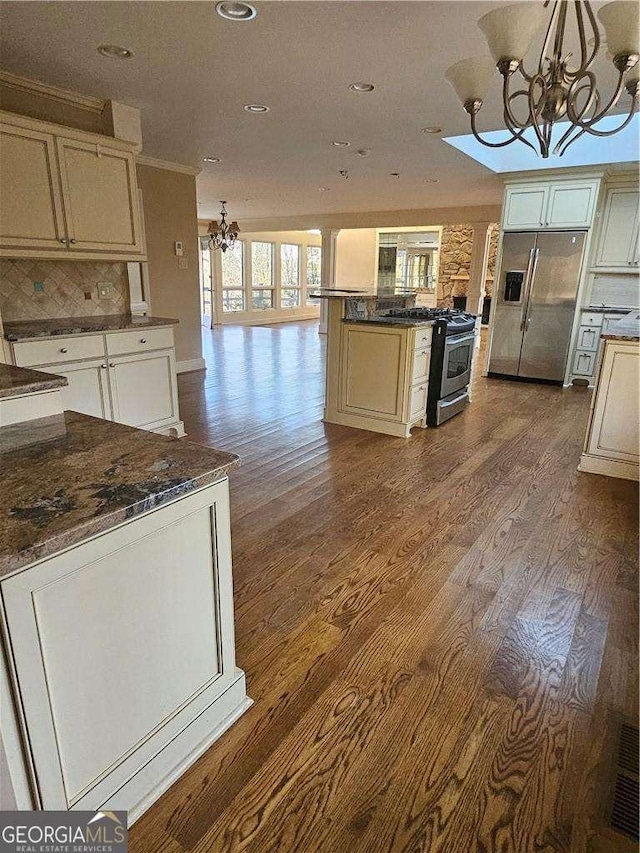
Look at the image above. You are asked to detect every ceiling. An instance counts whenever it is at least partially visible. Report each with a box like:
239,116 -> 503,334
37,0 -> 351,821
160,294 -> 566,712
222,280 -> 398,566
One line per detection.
0,1 -> 634,222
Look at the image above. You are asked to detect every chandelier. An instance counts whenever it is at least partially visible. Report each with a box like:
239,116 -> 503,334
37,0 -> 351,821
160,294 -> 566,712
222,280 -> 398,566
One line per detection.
207,201 -> 240,252
445,1 -> 639,158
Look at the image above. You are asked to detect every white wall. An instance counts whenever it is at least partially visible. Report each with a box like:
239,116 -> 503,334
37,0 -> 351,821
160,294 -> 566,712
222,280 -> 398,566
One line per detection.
334,229 -> 378,289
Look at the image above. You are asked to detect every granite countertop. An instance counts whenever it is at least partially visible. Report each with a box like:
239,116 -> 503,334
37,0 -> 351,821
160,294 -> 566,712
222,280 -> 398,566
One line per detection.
0,412 -> 239,577
308,289 -> 378,299
3,314 -> 179,342
343,317 -> 436,328
586,306 -> 638,315
0,363 -> 67,399
601,311 -> 640,342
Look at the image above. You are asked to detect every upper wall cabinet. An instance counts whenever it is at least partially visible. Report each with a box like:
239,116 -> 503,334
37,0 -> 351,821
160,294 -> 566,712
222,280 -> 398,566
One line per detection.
503,178 -> 600,231
0,111 -> 145,261
593,187 -> 639,270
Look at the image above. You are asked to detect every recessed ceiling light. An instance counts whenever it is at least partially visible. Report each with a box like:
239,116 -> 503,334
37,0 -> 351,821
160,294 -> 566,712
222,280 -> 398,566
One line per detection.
331,140 -> 350,147
244,104 -> 270,113
349,82 -> 375,93
390,172 -> 400,178
203,157 -> 220,163
318,187 -> 330,192
421,126 -> 442,134
215,1 -> 257,21
425,178 -> 440,183
97,44 -> 133,59
356,148 -> 371,157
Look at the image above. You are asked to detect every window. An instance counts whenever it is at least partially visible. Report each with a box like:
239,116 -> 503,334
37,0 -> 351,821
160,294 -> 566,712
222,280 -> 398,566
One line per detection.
199,237 -> 213,318
281,243 -> 301,308
221,241 -> 245,312
306,246 -> 321,305
251,241 -> 274,309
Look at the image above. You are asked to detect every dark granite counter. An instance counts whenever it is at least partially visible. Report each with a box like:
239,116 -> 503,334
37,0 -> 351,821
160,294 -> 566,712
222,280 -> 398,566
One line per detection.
601,311 -> 640,341
0,363 -> 67,399
4,314 -> 179,342
586,306 -> 638,314
343,317 -> 436,329
0,412 -> 239,577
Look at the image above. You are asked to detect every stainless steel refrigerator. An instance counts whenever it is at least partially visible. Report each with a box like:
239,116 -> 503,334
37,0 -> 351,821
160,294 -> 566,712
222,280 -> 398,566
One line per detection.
488,230 -> 586,383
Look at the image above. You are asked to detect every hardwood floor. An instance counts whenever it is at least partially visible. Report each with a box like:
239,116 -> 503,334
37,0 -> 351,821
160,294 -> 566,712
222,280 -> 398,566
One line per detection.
130,320 -> 638,853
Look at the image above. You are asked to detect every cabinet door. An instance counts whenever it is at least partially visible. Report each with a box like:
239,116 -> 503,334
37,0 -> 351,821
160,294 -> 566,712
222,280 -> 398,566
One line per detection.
340,325 -> 406,421
546,181 -> 598,228
588,343 -> 639,461
108,349 -> 179,429
595,188 -> 640,268
503,185 -> 549,230
46,359 -> 111,419
0,124 -> 66,251
56,138 -> 143,254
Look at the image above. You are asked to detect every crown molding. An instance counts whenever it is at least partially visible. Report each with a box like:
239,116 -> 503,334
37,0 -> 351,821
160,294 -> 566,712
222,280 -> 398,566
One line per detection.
0,70 -> 105,113
136,154 -> 201,176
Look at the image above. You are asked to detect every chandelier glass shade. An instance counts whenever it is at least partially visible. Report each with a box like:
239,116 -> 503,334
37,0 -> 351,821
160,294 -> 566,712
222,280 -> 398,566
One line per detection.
446,1 -> 639,158
207,201 -> 240,252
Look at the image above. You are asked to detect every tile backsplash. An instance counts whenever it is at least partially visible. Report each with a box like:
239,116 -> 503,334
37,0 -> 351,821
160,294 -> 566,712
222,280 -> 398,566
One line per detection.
0,259 -> 130,321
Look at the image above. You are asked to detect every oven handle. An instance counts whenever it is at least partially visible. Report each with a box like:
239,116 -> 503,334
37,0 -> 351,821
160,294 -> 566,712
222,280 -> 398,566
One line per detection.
439,390 -> 469,407
444,332 -> 476,347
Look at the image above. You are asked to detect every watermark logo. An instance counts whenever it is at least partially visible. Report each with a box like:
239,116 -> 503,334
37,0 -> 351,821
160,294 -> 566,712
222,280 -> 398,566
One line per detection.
0,810 -> 127,853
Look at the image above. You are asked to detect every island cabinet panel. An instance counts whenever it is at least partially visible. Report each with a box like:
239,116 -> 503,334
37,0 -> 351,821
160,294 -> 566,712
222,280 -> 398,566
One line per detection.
0,125 -> 66,251
0,480 -> 245,816
586,343 -> 639,463
341,325 -> 406,420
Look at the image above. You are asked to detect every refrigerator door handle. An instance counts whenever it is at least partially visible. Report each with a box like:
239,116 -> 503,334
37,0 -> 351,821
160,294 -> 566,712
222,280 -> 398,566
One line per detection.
520,248 -> 540,332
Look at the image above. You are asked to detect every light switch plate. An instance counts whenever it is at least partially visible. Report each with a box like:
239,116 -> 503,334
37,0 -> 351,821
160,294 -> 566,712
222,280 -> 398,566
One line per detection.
175,241 -> 184,257
97,282 -> 113,299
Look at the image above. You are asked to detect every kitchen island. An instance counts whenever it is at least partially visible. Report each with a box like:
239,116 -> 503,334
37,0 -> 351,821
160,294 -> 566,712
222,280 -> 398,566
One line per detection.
579,311 -> 640,481
310,290 -> 434,438
0,407 -> 250,821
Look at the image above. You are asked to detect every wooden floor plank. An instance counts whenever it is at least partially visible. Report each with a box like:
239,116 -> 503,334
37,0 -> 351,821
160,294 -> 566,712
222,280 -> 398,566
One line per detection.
129,322 -> 639,853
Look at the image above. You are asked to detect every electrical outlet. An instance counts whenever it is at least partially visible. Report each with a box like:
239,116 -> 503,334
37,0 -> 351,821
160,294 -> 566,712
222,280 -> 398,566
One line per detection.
33,281 -> 44,293
97,282 -> 113,299
178,257 -> 189,270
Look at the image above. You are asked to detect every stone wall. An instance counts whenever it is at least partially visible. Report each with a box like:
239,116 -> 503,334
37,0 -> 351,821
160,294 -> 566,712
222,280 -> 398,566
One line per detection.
437,225 -> 499,308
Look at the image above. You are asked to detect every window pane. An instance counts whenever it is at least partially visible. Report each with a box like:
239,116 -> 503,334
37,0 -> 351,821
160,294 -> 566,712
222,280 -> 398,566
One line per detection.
252,242 -> 273,288
222,289 -> 245,312
281,288 -> 301,308
200,240 -> 212,314
281,244 -> 300,288
221,241 -> 244,290
306,246 -> 321,304
251,289 -> 273,309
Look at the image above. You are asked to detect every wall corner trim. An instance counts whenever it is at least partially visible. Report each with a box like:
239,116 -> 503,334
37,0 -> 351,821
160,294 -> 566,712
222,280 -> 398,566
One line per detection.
137,155 -> 202,176
177,357 -> 206,373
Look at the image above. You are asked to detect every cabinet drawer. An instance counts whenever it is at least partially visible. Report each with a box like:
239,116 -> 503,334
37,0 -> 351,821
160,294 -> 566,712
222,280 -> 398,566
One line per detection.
577,326 -> 601,352
573,349 -> 597,376
106,326 -> 174,356
413,327 -> 433,350
581,312 -> 604,327
13,334 -> 104,367
410,382 -> 428,419
412,348 -> 431,383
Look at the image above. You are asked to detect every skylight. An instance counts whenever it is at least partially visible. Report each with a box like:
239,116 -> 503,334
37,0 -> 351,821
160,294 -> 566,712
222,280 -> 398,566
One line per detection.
443,113 -> 640,173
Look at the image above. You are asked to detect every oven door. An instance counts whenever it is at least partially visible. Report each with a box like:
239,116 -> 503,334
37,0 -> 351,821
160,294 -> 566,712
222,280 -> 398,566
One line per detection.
440,332 -> 475,397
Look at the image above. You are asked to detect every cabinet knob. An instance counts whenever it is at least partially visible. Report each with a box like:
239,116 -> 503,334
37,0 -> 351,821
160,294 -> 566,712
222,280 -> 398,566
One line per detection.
58,238 -> 66,244
60,347 -> 68,354
101,364 -> 107,369
69,238 -> 77,244
109,362 -> 115,368
140,338 -> 147,344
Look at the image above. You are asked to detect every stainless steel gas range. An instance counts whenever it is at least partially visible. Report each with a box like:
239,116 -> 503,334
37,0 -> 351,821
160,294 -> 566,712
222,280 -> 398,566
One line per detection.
384,307 -> 477,426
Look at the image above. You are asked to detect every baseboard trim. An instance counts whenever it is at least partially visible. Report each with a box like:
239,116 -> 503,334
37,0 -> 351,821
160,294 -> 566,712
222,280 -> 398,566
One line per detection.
177,358 -> 206,373
578,453 -> 639,481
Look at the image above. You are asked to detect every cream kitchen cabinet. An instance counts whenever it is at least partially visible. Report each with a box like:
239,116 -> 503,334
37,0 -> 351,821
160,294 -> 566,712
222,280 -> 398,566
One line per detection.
579,338 -> 639,481
337,322 -> 431,438
593,187 -> 639,269
0,110 -> 145,260
7,327 -> 184,436
502,178 -> 600,231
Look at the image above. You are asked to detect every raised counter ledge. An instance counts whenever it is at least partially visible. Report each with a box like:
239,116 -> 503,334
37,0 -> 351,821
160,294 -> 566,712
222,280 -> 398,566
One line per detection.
0,363 -> 67,399
601,311 -> 640,341
0,411 -> 239,577
3,313 -> 179,341
343,317 -> 436,328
